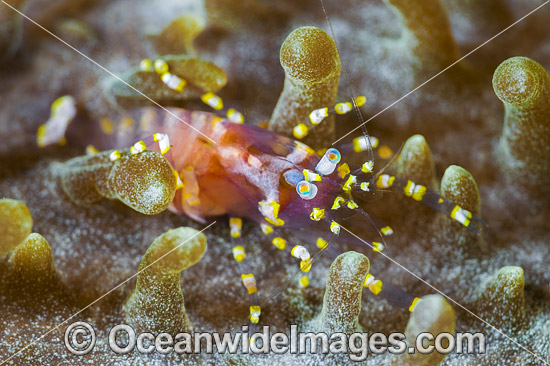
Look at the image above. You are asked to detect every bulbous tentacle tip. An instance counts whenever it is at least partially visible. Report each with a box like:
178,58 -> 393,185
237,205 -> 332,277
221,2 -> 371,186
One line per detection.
384,0 -> 459,77
493,56 -> 550,187
269,26 -> 341,147
437,165 -> 482,247
5,232 -> 75,307
399,134 -> 437,190
163,55 -> 227,93
57,150 -> 176,215
406,294 -> 455,337
493,56 -> 549,108
140,227 -> 207,274
439,0 -> 511,45
112,55 -> 227,104
155,15 -> 206,55
109,151 -> 177,215
316,251 -> 370,334
279,26 -> 341,84
394,294 -> 455,366
9,233 -> 55,278
124,227 -> 207,335
55,19 -> 96,48
0,200 -> 69,300
0,198 -> 33,255
475,266 -> 525,329
440,165 -> 480,216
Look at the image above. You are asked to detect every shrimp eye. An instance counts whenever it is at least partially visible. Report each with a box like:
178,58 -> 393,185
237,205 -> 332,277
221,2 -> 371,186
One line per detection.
296,180 -> 318,200
316,148 -> 341,176
326,148 -> 341,164
283,169 -> 305,187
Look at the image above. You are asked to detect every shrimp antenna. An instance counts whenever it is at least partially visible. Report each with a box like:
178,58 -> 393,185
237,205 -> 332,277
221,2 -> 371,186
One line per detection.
324,212 -> 386,253
370,141 -> 404,180
330,192 -> 390,252
353,206 -> 390,252
356,102 -> 376,170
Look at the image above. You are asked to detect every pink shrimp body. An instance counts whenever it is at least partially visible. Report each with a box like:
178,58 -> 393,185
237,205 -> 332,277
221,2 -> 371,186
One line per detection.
61,104 -> 481,318
124,107 -> 343,228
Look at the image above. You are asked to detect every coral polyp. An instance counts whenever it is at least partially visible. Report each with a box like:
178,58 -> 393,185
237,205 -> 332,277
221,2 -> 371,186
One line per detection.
1,0 -> 549,365
493,56 -> 550,188
0,198 -> 33,254
269,26 -> 341,146
124,227 -> 207,335
314,251 -> 370,334
56,149 -> 177,215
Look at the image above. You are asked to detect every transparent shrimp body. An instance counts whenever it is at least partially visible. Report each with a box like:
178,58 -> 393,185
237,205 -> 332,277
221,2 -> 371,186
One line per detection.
54,99 -> 483,329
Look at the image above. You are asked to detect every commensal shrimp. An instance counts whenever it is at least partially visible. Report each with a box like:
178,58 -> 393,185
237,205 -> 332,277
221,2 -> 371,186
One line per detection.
47,59 -> 483,329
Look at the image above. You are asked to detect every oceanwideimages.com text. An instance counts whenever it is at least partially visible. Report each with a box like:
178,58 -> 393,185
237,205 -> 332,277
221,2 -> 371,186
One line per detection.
65,322 -> 486,361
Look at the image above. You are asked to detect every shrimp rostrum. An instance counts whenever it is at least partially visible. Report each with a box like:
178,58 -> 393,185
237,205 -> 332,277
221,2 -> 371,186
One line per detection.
54,98 -> 483,328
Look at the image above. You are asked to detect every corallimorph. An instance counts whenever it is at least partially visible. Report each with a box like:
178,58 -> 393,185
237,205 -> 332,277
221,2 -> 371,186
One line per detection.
493,56 -> 550,188
107,151 -> 176,215
123,227 -> 207,334
314,251 -> 370,334
56,150 -> 176,215
111,55 -> 227,105
55,19 -> 96,49
9,233 -> 56,282
393,295 -> 455,366
269,26 -> 341,147
475,266 -> 525,329
0,198 -> 33,255
155,15 -> 206,55
440,165 -> 480,217
440,0 -> 510,45
384,0 -> 459,78
0,203 -> 74,306
398,134 -> 437,190
438,165 -> 481,247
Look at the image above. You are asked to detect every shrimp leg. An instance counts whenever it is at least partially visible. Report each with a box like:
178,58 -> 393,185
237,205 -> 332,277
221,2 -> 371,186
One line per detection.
230,218 -> 261,335
318,226 -> 421,313
291,96 -> 367,139
259,223 -> 314,288
373,174 -> 484,233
